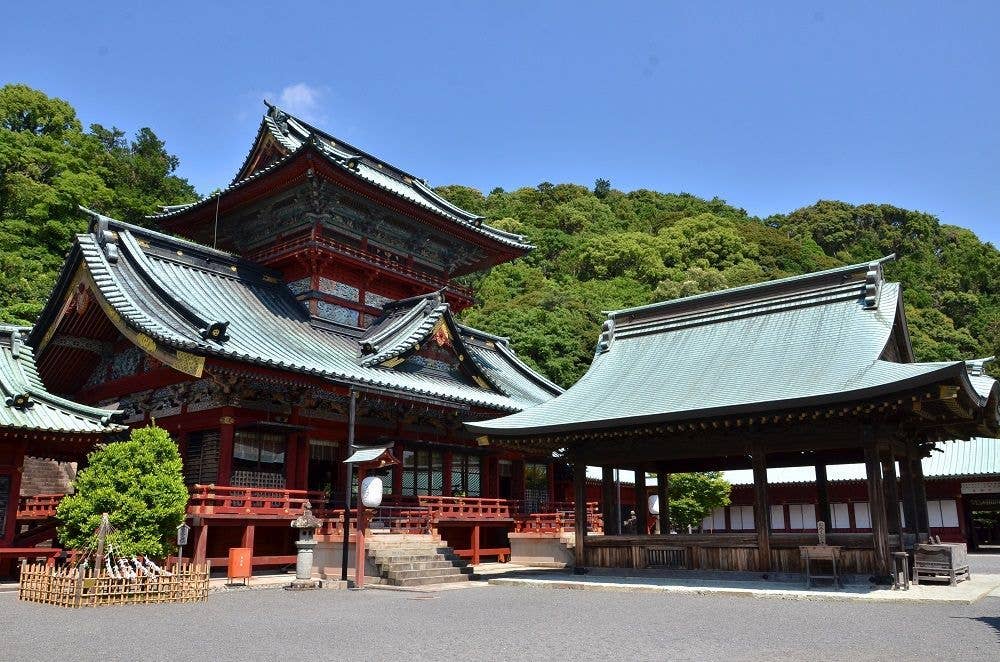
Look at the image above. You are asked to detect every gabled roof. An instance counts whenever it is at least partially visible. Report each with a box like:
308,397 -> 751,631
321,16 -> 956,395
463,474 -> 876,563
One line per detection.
468,258 -> 1000,437
358,292 -> 564,404
0,326 -> 123,435
151,104 -> 531,253
29,212 -> 557,413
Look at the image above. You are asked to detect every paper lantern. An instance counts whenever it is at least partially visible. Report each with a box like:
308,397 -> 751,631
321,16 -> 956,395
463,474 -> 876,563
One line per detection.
648,494 -> 660,515
360,476 -> 384,508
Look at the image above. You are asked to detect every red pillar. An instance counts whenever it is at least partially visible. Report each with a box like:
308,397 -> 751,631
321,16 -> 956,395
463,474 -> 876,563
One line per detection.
217,410 -> 235,486
241,523 -> 255,555
193,523 -> 209,565
285,437 -> 298,489
355,466 -> 367,588
2,441 -> 27,545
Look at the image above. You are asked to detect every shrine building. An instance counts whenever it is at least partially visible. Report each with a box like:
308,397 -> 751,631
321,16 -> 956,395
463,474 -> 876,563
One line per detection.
0,326 -> 123,571
23,104 -> 564,571
468,259 -> 1000,577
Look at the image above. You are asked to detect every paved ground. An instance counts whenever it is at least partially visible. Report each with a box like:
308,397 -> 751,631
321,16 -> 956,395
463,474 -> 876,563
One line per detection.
3,582 -> 999,661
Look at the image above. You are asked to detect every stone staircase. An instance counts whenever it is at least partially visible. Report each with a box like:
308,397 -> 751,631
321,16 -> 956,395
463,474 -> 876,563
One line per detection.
367,534 -> 473,587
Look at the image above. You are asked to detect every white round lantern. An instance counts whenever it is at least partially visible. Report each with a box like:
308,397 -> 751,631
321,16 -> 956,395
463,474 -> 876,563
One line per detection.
360,476 -> 384,508
647,494 -> 660,515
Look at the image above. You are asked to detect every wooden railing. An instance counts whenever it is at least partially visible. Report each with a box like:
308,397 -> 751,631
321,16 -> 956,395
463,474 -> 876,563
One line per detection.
418,496 -> 520,520
187,485 -> 325,518
514,507 -> 604,534
16,494 -> 64,520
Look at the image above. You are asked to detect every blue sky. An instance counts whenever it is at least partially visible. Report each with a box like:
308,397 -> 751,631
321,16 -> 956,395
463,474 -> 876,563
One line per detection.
3,1 -> 998,244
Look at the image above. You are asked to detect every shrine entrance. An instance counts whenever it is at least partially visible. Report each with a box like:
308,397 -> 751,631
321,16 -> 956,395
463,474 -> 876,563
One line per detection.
965,494 -> 1000,550
307,439 -> 342,504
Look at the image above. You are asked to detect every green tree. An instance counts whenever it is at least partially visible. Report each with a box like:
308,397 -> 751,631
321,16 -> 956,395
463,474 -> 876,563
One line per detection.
0,84 -> 197,324
667,472 -> 732,532
56,426 -> 188,558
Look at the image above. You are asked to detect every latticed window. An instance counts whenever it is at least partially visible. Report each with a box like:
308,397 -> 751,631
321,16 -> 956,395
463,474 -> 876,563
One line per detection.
183,431 -> 220,486
524,463 -> 548,513
451,453 -> 481,497
402,449 -> 444,496
231,429 -> 286,488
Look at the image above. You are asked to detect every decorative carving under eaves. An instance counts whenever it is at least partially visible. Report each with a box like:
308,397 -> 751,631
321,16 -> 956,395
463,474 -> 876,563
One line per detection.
187,379 -> 225,413
299,390 -> 349,422
150,384 -> 187,419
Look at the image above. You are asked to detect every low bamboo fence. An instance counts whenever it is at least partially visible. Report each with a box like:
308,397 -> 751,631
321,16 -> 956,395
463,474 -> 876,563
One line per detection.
18,561 -> 210,607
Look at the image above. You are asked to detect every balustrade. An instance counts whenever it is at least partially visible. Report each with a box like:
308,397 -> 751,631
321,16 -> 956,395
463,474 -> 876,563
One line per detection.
16,494 -> 64,520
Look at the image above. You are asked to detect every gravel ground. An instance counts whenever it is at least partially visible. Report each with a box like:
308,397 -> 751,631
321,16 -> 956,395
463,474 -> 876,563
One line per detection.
2,584 -> 998,662
969,553 -> 1000,575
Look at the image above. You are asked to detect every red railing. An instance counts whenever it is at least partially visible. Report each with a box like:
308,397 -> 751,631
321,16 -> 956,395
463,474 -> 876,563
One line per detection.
418,496 -> 520,521
16,494 -> 64,520
246,234 -> 474,302
516,502 -> 604,534
187,485 -> 325,518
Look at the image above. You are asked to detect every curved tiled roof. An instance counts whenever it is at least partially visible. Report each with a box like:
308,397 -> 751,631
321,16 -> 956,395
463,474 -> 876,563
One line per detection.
31,213 -> 557,414
0,326 -> 123,434
152,105 -> 532,252
468,259 -> 1000,436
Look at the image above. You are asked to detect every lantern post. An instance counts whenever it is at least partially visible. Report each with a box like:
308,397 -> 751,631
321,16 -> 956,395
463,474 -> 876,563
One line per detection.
343,445 -> 399,590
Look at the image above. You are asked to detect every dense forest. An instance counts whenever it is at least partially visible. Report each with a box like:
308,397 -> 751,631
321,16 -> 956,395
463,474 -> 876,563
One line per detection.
2,84 -> 997,388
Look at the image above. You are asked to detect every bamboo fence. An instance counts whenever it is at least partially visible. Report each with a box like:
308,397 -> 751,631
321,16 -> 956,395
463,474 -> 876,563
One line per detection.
18,561 -> 210,607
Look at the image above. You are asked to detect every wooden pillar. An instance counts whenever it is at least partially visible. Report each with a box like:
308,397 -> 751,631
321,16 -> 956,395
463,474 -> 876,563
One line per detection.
656,471 -> 670,535
912,454 -> 930,537
898,446 -> 918,536
2,441 -> 27,545
815,463 -> 832,530
573,455 -> 587,571
442,451 -> 453,496
193,523 -> 209,565
634,465 -> 648,534
471,524 -> 481,566
513,458 -> 526,502
751,446 -> 771,572
863,443 -> 891,578
241,523 -> 255,554
217,411 -> 235,486
880,450 -> 902,544
601,467 -> 615,531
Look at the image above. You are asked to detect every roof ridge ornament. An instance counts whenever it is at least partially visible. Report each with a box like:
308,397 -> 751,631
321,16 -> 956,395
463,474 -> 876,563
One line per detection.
967,357 -> 996,377
863,259 -> 887,309
82,206 -> 120,264
596,317 -> 615,354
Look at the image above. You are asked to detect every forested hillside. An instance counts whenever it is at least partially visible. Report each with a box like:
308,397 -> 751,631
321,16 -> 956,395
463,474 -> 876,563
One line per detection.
441,186 -> 1000,387
0,84 -> 197,322
2,85 -> 997,389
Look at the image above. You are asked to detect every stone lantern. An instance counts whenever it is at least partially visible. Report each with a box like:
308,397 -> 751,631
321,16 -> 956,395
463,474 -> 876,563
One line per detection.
287,501 -> 322,590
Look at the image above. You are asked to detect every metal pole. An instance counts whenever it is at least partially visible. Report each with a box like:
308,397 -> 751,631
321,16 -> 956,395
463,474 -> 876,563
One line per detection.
340,389 -> 357,582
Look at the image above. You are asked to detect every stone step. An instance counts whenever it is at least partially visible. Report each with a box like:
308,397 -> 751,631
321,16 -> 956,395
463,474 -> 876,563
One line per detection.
386,567 -> 466,581
369,546 -> 454,557
372,553 -> 446,564
392,573 -> 471,587
378,560 -> 460,573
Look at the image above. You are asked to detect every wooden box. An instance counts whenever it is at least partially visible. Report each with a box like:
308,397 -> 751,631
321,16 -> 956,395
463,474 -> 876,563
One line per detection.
913,543 -> 970,585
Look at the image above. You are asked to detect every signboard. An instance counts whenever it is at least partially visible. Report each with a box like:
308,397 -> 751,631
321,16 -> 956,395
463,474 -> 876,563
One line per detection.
176,522 -> 190,546
961,481 -> 1000,495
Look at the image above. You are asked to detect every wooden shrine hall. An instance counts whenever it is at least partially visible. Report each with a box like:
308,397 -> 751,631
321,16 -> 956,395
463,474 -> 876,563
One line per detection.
469,258 -> 1000,578
20,103 -> 565,572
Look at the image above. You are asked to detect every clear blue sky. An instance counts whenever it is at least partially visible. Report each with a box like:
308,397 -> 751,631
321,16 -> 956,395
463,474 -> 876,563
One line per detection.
3,1 -> 998,244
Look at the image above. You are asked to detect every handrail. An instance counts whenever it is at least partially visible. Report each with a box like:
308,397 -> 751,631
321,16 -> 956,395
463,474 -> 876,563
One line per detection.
417,496 -> 522,520
246,234 -> 474,301
187,484 -> 326,517
16,494 -> 64,520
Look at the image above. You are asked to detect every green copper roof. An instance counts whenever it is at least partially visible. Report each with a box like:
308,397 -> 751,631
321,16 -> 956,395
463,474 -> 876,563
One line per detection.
31,213 -> 559,413
468,259 -> 1000,437
0,326 -> 122,435
152,105 -> 532,252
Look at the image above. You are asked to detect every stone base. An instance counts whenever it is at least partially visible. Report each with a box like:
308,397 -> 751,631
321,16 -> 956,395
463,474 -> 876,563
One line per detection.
285,579 -> 322,591
508,532 -> 575,567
